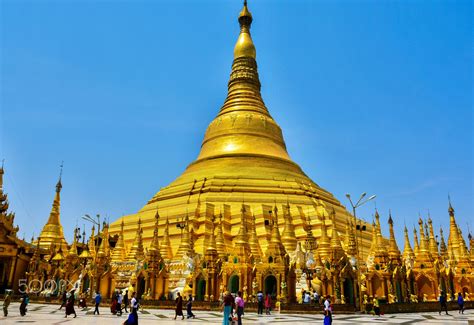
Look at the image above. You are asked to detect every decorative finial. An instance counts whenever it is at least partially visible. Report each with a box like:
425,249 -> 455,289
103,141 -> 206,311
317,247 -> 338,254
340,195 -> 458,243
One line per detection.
56,161 -> 63,193
59,161 -> 64,181
388,209 -> 393,224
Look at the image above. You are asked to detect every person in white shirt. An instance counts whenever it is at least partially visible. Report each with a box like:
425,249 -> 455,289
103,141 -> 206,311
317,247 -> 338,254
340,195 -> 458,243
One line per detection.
313,291 -> 320,305
303,292 -> 311,304
324,296 -> 332,324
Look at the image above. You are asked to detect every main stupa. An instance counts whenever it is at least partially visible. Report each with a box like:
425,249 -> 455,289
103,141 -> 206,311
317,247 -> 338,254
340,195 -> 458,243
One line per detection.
110,2 -> 372,257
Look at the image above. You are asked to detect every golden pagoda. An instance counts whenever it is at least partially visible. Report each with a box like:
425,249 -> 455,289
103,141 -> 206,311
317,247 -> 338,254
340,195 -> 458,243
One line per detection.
109,1 -> 372,268
7,1 -> 471,307
38,169 -> 68,252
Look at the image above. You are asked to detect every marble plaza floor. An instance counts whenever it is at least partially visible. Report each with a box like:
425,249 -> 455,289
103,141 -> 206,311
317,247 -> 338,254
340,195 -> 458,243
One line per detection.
0,302 -> 473,324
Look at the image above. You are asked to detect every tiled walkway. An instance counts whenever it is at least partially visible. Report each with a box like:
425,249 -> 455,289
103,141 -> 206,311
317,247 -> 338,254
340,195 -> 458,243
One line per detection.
0,302 -> 472,324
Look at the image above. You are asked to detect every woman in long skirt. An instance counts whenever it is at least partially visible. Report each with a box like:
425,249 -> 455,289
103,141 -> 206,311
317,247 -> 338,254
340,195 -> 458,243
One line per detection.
222,291 -> 234,325
174,292 -> 184,320
65,290 -> 77,318
186,294 -> 195,319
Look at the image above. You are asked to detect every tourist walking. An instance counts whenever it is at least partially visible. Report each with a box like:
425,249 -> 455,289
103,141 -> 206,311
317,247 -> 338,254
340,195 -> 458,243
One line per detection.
235,291 -> 245,325
94,291 -> 102,315
124,292 -> 138,325
186,294 -> 196,319
59,291 -> 67,310
256,290 -> 264,315
117,291 -> 123,316
323,295 -> 332,324
222,291 -> 234,325
124,289 -> 129,313
19,292 -> 29,316
264,293 -> 272,315
2,290 -> 11,317
439,291 -> 450,315
65,289 -> 77,318
111,291 -> 117,314
123,291 -> 139,325
457,292 -> 464,314
174,292 -> 184,320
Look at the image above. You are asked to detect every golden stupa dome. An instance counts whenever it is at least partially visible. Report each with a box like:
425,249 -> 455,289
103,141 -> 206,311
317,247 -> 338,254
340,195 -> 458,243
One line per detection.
110,1 -> 372,258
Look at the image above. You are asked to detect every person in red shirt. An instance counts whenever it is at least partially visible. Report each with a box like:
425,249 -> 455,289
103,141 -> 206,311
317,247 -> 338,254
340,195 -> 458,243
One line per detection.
264,293 -> 272,315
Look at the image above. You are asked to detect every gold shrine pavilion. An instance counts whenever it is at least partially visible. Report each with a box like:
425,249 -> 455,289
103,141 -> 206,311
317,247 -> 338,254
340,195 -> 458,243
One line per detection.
1,1 -> 472,309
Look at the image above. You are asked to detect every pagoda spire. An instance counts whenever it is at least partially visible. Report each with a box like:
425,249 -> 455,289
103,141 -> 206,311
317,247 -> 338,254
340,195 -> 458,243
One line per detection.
175,214 -> 193,259
402,226 -> 415,261
97,222 -> 110,258
427,217 -> 438,258
318,210 -> 331,260
234,204 -> 251,261
88,225 -> 96,259
149,210 -> 161,253
413,227 -> 420,257
439,227 -> 448,259
447,197 -> 461,259
127,218 -> 145,261
216,213 -> 227,260
265,205 -> 286,261
67,227 -> 78,258
374,210 -> 388,257
344,219 -> 357,257
330,208 -> 344,260
368,220 -> 377,259
111,220 -> 126,262
304,213 -> 317,254
146,210 -> 162,271
281,202 -> 297,252
160,216 -> 173,261
195,0 -> 292,163
249,213 -> 263,261
0,162 -> 10,217
415,217 -> 433,267
38,165 -> 68,252
206,216 -> 218,255
387,212 -> 401,261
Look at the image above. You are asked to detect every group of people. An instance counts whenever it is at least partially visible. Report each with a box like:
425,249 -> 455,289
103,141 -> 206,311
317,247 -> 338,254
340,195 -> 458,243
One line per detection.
256,291 -> 272,315
439,291 -> 466,315
2,290 -> 31,317
173,292 -> 196,320
110,289 -> 129,316
221,291 -> 246,325
301,290 -> 320,305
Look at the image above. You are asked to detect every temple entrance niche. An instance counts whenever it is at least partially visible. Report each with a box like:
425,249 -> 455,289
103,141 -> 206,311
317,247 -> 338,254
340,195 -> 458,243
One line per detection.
416,275 -> 432,300
196,277 -> 206,301
395,281 -> 402,302
264,275 -> 277,298
371,275 -> 384,298
137,276 -> 146,299
343,278 -> 354,305
82,274 -> 90,294
228,275 -> 239,294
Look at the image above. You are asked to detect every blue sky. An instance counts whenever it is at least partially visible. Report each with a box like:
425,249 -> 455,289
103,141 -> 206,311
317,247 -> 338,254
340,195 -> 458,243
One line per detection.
1,0 -> 472,248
